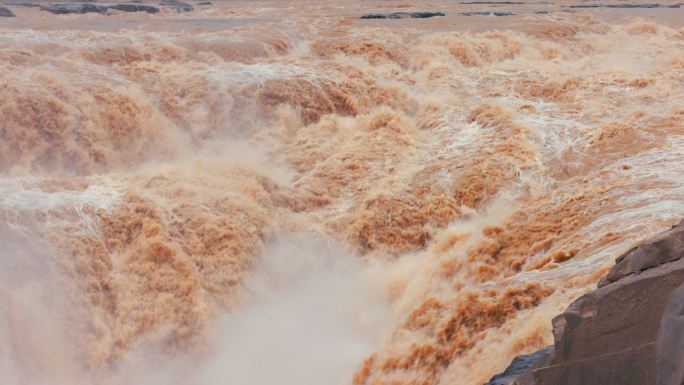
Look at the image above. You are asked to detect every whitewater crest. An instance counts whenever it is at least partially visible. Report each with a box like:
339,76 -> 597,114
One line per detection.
1,2 -> 684,385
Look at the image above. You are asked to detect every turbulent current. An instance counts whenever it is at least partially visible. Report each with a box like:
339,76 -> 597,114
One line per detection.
1,1 -> 684,385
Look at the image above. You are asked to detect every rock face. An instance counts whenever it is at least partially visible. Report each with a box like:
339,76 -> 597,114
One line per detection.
108,4 -> 160,13
599,222 -> 684,287
360,12 -> 445,19
0,5 -> 15,17
484,347 -> 553,385
485,220 -> 684,385
40,3 -> 109,14
656,282 -> 684,385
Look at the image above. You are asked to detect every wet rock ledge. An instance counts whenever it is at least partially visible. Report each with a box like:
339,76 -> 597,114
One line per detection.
485,220 -> 684,385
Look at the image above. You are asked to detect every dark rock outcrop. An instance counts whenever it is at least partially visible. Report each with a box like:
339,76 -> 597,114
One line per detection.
159,0 -> 193,12
40,3 -> 109,14
460,1 -> 525,4
410,11 -> 446,18
360,12 -> 445,19
534,259 -> 684,385
656,282 -> 684,385
459,11 -> 515,16
484,347 -> 553,385
360,14 -> 390,19
485,220 -> 684,385
0,5 -> 15,17
108,4 -> 160,13
567,3 -> 680,8
8,3 -> 42,8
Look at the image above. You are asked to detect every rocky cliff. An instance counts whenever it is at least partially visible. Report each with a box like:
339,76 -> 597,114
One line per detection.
485,220 -> 684,385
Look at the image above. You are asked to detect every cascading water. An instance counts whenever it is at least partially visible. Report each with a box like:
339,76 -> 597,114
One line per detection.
1,2 -> 683,384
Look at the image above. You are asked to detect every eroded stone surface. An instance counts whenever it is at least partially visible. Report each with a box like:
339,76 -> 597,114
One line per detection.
600,220 -> 684,287
486,222 -> 684,385
656,283 -> 684,385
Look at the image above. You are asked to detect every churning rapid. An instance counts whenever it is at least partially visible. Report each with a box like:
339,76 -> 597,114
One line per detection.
1,1 -> 684,384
